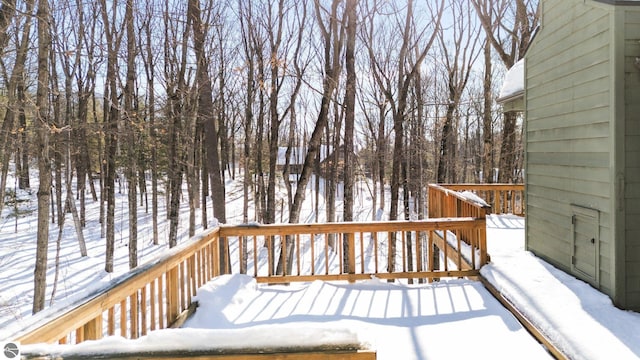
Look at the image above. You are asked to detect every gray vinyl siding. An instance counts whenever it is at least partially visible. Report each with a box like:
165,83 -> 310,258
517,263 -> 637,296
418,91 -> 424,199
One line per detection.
526,1 -> 614,291
624,8 -> 640,307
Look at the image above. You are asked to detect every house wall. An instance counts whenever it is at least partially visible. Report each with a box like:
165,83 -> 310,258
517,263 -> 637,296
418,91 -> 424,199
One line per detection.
623,7 -> 640,308
525,0 -> 615,296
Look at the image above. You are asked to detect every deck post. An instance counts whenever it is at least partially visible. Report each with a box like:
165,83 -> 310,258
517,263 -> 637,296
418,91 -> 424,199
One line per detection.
479,225 -> 488,266
167,266 -> 179,326
212,239 -> 220,277
82,314 -> 102,341
348,232 -> 355,279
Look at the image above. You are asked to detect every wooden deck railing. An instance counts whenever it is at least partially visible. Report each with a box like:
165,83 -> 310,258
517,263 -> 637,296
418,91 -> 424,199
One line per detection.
433,183 -> 525,216
15,230 -> 222,345
13,183 -> 514,350
428,184 -> 491,219
13,220 -> 486,347
427,184 -> 490,269
217,218 -> 486,284
425,183 -> 524,271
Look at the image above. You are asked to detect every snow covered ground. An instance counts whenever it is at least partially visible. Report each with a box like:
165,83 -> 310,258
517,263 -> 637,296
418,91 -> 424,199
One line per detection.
3,172 -> 640,359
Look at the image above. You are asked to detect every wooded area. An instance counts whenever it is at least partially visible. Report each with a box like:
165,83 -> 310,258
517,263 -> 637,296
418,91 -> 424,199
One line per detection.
0,0 -> 538,313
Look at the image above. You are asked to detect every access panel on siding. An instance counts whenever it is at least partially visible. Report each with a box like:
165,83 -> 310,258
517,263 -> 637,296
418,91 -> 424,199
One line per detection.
571,204 -> 600,286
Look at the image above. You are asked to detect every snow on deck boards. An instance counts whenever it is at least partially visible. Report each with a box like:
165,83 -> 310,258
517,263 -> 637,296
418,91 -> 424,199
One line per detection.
183,274 -> 551,360
483,215 -> 640,360
18,214 -> 640,359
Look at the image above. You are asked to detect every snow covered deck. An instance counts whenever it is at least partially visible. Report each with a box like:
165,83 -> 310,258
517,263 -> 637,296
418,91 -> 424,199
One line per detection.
173,214 -> 640,360
180,272 -> 550,359
18,214 -> 640,359
167,214 -> 550,360
18,215 -> 547,360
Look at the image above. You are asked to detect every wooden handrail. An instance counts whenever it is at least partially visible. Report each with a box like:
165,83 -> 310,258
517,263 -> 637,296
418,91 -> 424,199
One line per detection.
219,218 -> 484,236
435,183 -> 525,216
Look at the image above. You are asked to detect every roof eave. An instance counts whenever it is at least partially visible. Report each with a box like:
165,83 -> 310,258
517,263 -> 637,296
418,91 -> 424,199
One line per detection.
496,90 -> 525,105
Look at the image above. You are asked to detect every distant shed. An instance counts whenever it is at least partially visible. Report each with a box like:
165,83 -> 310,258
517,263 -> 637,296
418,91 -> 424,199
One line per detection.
522,0 -> 640,310
276,145 -> 330,174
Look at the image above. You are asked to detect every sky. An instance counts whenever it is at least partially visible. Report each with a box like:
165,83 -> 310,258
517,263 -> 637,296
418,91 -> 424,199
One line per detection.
2,171 -> 640,359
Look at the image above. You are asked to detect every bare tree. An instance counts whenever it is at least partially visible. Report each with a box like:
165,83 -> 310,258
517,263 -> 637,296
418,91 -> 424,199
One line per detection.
289,0 -> 345,225
357,82 -> 390,219
189,0 -> 226,225
206,3 -> 234,231
237,0 -> 308,226
50,7 -> 89,298
280,0 -> 345,276
0,0 -> 30,215
0,0 -> 16,54
188,0 -> 227,275
481,38 -> 493,183
238,0 -> 259,273
357,79 -> 391,217
164,1 -> 190,247
265,0 -> 286,225
282,1 -> 309,214
436,0 -> 482,183
139,0 -> 159,244
363,0 -> 443,273
33,0 -> 51,314
51,0 -> 87,256
99,0 -> 124,272
342,0 -> 356,272
472,0 -> 539,183
124,0 -> 138,268
74,0 -> 100,226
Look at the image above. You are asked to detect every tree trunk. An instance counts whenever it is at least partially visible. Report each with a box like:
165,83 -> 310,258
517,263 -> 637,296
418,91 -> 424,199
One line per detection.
166,83 -> 184,249
33,0 -> 51,314
188,0 -> 227,274
289,0 -> 343,225
190,1 -> 226,224
240,0 -> 257,228
0,0 -> 16,55
239,34 -> 254,269
17,82 -> 29,189
125,0 -> 138,269
217,32 -> 230,182
498,111 -> 518,183
100,0 -> 122,272
51,54 -> 62,226
256,96 -> 266,223
326,101 -> 340,229
0,0 -> 31,215
141,7 -> 159,244
437,102 -> 457,183
201,137 -> 209,228
264,0 -> 290,225
342,0 -> 357,273
482,39 -> 493,183
377,104 -> 386,214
